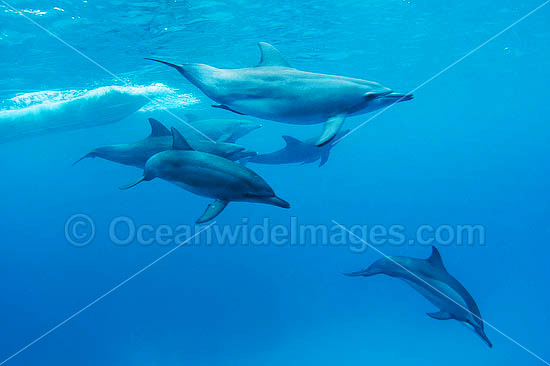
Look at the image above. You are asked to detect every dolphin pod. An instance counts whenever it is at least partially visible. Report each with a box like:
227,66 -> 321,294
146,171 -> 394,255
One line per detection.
120,127 -> 290,223
146,42 -> 413,146
69,41 -> 493,351
74,118 -> 257,168
346,246 -> 492,348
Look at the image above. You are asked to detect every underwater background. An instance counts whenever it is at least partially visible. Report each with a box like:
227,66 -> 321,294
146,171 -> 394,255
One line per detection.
1,0 -> 549,365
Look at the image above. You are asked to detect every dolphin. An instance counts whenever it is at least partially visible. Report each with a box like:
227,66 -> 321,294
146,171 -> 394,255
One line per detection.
0,85 -> 166,144
346,246 -> 492,348
146,42 -> 413,146
247,129 -> 350,167
176,115 -> 263,143
120,127 -> 290,223
74,118 -> 256,168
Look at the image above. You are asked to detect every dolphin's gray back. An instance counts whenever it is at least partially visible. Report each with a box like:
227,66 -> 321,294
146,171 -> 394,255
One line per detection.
148,150 -> 274,200
389,256 -> 484,326
92,138 -> 171,168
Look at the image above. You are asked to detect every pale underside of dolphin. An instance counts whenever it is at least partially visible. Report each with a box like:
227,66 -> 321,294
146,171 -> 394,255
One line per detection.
120,127 -> 290,223
0,85 -> 162,144
146,42 -> 413,146
248,129 -> 350,167
346,246 -> 492,348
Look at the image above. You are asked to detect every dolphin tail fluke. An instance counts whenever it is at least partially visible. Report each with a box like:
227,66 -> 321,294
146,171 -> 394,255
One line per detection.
72,152 -> 96,166
119,176 -> 146,190
145,58 -> 185,74
196,199 -> 229,223
316,114 -> 346,146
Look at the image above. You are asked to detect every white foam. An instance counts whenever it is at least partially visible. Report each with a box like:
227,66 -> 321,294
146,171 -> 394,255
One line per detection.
0,84 -> 199,143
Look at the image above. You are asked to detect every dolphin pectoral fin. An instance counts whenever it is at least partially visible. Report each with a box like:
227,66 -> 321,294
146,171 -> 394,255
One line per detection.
119,176 -> 146,190
212,104 -> 247,115
427,311 -> 453,320
319,150 -> 330,167
316,114 -> 346,146
256,42 -> 291,67
196,200 -> 229,223
148,118 -> 171,137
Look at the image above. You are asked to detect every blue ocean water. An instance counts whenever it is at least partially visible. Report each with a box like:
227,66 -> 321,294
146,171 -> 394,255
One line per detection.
1,0 -> 549,365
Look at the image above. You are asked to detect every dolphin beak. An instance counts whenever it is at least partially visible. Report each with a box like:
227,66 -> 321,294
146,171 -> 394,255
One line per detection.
387,93 -> 414,102
344,268 -> 372,277
267,196 -> 290,209
476,328 -> 493,348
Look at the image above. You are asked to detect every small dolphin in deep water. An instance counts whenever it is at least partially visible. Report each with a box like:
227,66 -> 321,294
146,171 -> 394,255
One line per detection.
74,118 -> 256,168
247,129 -> 350,167
176,115 -> 263,143
346,247 -> 492,348
146,42 -> 413,146
120,127 -> 290,223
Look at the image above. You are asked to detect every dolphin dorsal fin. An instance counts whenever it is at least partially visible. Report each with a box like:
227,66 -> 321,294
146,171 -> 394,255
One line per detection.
148,118 -> 171,137
427,246 -> 446,271
282,135 -> 306,147
257,42 -> 291,67
171,127 -> 194,151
